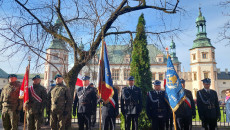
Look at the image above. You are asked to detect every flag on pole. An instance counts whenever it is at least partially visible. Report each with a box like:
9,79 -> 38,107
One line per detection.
98,43 -> 115,108
165,56 -> 185,112
75,74 -> 83,86
19,66 -> 29,108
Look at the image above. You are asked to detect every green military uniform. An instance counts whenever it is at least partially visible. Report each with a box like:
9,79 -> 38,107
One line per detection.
27,83 -> 47,130
0,81 -> 22,130
48,82 -> 71,130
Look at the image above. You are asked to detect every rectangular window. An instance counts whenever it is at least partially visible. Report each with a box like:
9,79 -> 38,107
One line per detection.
159,73 -> 164,80
202,52 -> 208,59
152,73 -> 156,80
112,69 -> 120,80
193,54 -> 196,60
92,72 -> 98,80
123,69 -> 130,80
204,72 -> 209,78
212,52 -> 215,59
194,72 -> 197,81
52,71 -> 57,79
53,53 -> 59,60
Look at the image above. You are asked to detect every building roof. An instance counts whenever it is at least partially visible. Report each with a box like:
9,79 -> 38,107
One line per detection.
0,68 -> 8,78
16,74 -> 44,79
90,44 -> 180,65
47,38 -> 68,51
217,72 -> 230,80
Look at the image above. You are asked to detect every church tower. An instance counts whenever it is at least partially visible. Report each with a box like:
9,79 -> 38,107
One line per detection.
190,8 -> 217,94
44,18 -> 69,90
170,40 -> 181,73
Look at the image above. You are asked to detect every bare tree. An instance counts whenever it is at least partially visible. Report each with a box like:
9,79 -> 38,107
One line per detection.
0,0 -> 182,97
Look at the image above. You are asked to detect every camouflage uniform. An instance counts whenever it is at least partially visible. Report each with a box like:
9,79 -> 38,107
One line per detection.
0,81 -> 22,130
27,83 -> 47,130
48,83 -> 71,130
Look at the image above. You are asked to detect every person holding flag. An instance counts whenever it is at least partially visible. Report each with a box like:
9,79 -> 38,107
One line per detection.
146,80 -> 170,130
165,56 -> 187,130
175,78 -> 196,130
0,74 -> 22,130
73,75 -> 97,130
26,75 -> 47,130
121,76 -> 142,130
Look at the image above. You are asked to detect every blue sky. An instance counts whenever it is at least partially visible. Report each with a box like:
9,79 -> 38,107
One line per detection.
0,0 -> 229,74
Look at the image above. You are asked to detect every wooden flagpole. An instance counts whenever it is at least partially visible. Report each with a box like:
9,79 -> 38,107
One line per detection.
99,36 -> 105,130
23,56 -> 31,130
166,47 -> 177,130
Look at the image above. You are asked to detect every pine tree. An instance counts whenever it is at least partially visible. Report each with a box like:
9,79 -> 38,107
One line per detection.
130,13 -> 152,129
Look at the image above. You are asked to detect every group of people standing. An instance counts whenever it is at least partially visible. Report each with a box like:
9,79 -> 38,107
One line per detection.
0,73 -> 224,130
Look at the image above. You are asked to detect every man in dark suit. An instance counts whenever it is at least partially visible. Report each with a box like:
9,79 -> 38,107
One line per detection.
121,76 -> 142,130
101,87 -> 119,130
197,78 -> 220,130
175,78 -> 196,130
146,80 -> 170,130
73,76 -> 97,130
89,83 -> 98,127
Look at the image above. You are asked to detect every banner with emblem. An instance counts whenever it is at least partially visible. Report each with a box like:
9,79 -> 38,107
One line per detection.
19,65 -> 29,108
98,42 -> 115,108
165,56 -> 185,112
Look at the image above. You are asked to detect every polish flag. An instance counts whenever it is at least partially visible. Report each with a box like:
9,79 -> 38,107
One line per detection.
75,74 -> 83,86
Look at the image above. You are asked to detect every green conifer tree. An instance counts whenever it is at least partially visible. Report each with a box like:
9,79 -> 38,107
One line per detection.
130,13 -> 152,129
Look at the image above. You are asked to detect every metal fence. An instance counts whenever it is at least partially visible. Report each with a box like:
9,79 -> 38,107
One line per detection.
46,105 -> 230,127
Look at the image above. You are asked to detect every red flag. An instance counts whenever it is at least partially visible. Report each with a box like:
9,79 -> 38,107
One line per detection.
98,43 -> 115,107
19,66 -> 29,108
75,74 -> 83,86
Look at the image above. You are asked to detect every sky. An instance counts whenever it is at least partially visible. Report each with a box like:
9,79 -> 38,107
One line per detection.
0,0 -> 229,74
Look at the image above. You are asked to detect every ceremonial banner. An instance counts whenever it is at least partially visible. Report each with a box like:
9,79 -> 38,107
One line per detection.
165,56 -> 185,112
98,43 -> 115,108
19,66 -> 29,108
75,74 -> 83,87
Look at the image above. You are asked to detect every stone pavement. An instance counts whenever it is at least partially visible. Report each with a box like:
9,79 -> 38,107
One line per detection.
0,120 -> 229,130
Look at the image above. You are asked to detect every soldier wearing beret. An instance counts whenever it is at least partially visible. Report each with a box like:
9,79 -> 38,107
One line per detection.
121,76 -> 142,130
197,78 -> 220,130
0,74 -> 22,130
175,78 -> 196,130
48,74 -> 72,130
73,76 -> 97,130
27,75 -> 47,130
146,80 -> 170,130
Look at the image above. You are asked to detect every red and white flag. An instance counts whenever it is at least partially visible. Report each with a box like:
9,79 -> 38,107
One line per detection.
19,66 -> 29,108
75,74 -> 83,86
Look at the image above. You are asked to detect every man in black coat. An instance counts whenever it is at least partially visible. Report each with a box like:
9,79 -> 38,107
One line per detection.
175,78 -> 196,130
121,76 -> 142,130
197,78 -> 220,130
73,76 -> 97,130
146,80 -> 170,130
102,87 -> 119,130
89,83 -> 98,127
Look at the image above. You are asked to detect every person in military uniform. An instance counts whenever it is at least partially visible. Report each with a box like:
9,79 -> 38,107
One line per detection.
89,83 -> 98,127
26,75 -> 47,130
102,87 -> 119,130
73,76 -> 97,130
175,78 -> 196,130
197,78 -> 220,130
121,76 -> 142,130
48,74 -> 72,130
146,80 -> 169,130
46,80 -> 56,125
0,74 -> 22,130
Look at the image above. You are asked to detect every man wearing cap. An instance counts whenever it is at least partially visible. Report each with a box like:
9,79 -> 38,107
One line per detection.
48,74 -> 71,130
0,74 -> 22,130
121,76 -> 142,130
73,76 -> 97,130
89,83 -> 98,127
146,80 -> 170,130
175,78 -> 196,130
197,78 -> 220,130
27,75 -> 47,130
